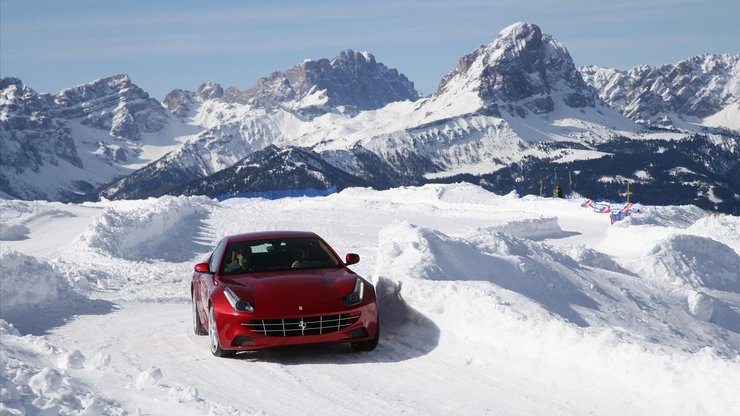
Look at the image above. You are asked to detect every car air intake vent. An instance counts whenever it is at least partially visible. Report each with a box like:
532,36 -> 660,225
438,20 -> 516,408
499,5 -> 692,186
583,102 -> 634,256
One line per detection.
244,312 -> 360,337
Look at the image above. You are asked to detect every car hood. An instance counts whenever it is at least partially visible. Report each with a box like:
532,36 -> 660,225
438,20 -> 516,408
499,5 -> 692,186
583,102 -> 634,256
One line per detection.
223,268 -> 357,315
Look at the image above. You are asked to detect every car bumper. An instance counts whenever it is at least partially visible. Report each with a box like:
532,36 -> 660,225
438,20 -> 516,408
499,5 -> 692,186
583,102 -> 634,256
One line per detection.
213,301 -> 379,351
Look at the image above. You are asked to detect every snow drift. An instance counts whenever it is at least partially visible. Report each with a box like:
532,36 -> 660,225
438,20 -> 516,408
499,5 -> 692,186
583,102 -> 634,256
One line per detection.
0,251 -> 70,313
640,234 -> 740,292
76,196 -> 215,262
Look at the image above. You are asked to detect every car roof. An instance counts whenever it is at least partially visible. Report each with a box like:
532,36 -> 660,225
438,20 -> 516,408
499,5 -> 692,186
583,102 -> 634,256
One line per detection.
224,230 -> 320,244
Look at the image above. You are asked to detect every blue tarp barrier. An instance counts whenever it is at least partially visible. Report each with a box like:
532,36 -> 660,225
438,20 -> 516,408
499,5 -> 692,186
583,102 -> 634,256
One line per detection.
214,186 -> 338,202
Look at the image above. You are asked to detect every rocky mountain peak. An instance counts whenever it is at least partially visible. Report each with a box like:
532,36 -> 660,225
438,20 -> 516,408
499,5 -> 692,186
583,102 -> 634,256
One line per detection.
1,78 -> 82,197
329,49 -> 376,70
438,22 -> 597,116
54,74 -> 133,107
197,82 -> 224,100
221,49 -> 419,116
1,77 -> 53,117
162,89 -> 192,117
162,82 -> 224,118
580,53 -> 740,126
0,77 -> 27,95
52,74 -> 169,140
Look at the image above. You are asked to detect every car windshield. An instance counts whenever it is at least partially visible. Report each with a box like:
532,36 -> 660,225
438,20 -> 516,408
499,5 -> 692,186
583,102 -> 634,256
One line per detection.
219,237 -> 341,275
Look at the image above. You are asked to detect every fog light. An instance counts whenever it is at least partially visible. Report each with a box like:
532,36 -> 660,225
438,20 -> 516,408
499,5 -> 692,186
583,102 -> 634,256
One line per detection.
232,336 -> 254,346
350,328 -> 368,339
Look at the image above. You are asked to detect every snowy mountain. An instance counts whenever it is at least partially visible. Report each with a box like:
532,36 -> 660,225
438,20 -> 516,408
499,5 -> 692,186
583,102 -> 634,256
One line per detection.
435,22 -> 598,117
99,23 -> 638,201
100,50 -> 424,200
0,75 -> 194,200
161,50 -> 419,122
53,74 -> 171,141
2,184 -> 740,414
219,49 -> 420,117
162,82 -> 224,118
3,23 -> 739,214
0,77 -> 83,200
99,22 -> 740,213
580,54 -> 740,131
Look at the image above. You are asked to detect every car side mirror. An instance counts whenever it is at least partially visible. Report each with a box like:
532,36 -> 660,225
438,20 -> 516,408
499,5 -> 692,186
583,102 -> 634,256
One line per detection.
345,253 -> 360,266
194,262 -> 211,273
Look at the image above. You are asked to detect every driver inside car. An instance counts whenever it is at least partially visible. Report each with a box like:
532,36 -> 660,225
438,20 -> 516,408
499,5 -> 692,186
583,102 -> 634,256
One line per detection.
225,246 -> 252,274
289,246 -> 309,268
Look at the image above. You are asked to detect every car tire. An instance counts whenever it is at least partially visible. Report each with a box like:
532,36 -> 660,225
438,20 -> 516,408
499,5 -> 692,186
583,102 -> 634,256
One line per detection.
351,322 -> 379,352
208,305 -> 234,357
193,295 -> 207,336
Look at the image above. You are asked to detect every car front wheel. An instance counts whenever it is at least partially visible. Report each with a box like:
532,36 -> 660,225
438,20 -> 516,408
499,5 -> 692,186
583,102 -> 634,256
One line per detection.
208,305 -> 234,357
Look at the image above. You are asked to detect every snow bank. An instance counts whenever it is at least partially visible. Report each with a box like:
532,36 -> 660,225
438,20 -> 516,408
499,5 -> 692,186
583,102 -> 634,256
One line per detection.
375,221 -> 594,326
76,196 -> 215,262
0,250 -> 116,335
413,182 -> 510,205
340,182 -> 506,206
687,213 -> 740,252
372,219 -> 740,414
0,223 -> 30,241
640,234 -> 740,292
0,251 -> 70,313
488,216 -> 564,240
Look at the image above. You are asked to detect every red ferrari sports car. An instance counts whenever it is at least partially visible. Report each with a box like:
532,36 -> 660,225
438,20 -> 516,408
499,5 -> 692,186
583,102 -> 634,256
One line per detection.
191,231 -> 379,357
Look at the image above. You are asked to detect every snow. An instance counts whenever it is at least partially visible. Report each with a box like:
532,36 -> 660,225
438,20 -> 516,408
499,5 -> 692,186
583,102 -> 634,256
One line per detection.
637,234 -> 740,291
0,251 -> 69,312
2,183 -> 740,415
75,196 -> 216,262
704,102 -> 740,132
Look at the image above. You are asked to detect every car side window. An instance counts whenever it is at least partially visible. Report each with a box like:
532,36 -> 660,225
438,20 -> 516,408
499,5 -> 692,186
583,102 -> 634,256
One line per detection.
209,241 -> 225,273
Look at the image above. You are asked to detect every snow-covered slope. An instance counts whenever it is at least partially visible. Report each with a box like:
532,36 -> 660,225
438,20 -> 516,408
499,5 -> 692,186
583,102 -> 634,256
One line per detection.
1,183 -> 739,415
580,54 -> 740,132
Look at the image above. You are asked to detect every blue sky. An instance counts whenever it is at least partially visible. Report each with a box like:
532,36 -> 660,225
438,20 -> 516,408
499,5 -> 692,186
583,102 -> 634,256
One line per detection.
2,0 -> 738,99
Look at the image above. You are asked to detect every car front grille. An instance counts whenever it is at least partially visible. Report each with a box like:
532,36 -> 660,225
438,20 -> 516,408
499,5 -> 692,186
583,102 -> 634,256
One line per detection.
243,312 -> 360,337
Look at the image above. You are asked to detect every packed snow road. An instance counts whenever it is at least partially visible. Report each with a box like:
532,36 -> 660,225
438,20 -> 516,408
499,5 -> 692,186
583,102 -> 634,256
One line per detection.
43,302 -> 628,416
2,184 -> 740,415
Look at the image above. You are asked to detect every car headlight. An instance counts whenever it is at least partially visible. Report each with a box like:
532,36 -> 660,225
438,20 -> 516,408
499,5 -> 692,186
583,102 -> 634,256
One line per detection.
223,286 -> 254,312
343,278 -> 364,307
